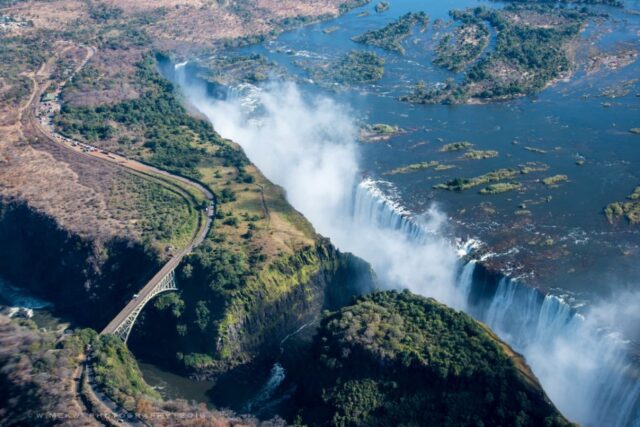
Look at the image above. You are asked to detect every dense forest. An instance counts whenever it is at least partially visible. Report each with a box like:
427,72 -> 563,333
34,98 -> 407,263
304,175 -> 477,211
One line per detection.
403,5 -> 587,103
352,11 -> 429,54
294,290 -> 573,426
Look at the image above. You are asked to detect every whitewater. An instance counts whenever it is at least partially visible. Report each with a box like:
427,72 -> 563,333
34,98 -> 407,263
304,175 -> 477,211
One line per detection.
175,65 -> 640,426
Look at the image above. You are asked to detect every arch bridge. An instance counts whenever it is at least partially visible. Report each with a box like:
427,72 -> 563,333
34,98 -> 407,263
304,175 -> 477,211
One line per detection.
100,255 -> 182,342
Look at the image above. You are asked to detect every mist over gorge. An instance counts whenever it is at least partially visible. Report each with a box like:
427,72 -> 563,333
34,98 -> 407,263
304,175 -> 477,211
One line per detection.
176,66 -> 640,426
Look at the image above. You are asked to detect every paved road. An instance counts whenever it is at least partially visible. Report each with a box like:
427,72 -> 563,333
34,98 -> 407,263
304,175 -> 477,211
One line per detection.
83,359 -> 145,427
100,251 -> 184,336
24,45 -> 215,337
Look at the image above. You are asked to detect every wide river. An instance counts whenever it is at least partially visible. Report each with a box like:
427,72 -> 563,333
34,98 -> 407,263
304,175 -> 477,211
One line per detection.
222,0 -> 640,296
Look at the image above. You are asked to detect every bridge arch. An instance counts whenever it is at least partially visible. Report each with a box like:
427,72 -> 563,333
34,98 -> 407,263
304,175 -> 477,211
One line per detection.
101,269 -> 178,342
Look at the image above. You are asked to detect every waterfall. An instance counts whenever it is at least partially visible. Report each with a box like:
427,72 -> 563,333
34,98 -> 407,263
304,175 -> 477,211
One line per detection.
352,177 -> 434,244
352,179 -> 640,427
455,259 -> 476,306
172,67 -> 639,425
174,61 -> 188,87
243,363 -> 286,413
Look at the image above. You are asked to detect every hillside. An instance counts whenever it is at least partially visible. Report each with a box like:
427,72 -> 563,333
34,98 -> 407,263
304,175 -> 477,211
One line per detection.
295,290 -> 574,426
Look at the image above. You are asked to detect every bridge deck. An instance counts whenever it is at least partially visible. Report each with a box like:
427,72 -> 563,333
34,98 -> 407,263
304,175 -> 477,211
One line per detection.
101,248 -> 185,335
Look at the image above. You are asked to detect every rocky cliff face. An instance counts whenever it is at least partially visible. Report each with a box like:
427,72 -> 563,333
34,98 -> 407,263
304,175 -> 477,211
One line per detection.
0,198 -> 161,328
130,239 -> 376,377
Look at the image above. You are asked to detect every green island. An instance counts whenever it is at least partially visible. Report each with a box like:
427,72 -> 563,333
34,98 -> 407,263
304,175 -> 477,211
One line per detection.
196,54 -> 282,86
440,141 -> 474,152
434,168 -> 519,191
295,290 -> 573,426
480,182 -> 523,194
384,160 -> 455,175
352,11 -> 429,54
434,163 -> 560,192
520,161 -> 550,174
297,50 -> 385,86
402,5 -> 588,104
462,149 -> 499,159
542,174 -> 569,187
434,18 -> 490,72
375,1 -> 390,13
604,186 -> 640,224
359,122 -> 403,142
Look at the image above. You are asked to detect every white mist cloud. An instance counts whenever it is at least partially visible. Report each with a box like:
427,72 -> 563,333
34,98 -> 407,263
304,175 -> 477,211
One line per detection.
183,78 -> 461,305
192,82 -> 357,237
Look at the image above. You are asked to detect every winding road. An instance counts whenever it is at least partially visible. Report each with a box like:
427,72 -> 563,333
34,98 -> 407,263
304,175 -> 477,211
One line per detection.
23,45 -> 215,337
19,44 -> 216,423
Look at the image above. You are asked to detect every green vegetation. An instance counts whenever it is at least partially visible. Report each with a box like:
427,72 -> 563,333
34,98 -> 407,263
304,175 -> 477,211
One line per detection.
92,334 -> 160,409
109,172 -> 201,249
384,160 -> 456,175
0,33 -> 50,107
54,51 -> 368,376
434,20 -> 489,71
352,12 -> 429,54
385,161 -> 438,175
403,5 -> 587,104
434,168 -> 519,191
0,318 -> 100,426
56,55 -> 247,180
604,186 -> 640,224
375,1 -> 390,13
297,291 -> 572,427
520,161 -> 549,174
440,141 -> 473,152
480,182 -> 522,194
542,174 -> 568,187
198,54 -> 281,85
359,123 -> 403,142
299,50 -> 385,85
369,123 -> 397,134
135,239 -> 373,372
462,149 -> 499,159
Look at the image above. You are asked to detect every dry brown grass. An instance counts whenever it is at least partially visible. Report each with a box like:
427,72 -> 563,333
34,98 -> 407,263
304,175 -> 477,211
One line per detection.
145,0 -> 352,48
4,0 -> 89,31
64,48 -> 145,107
